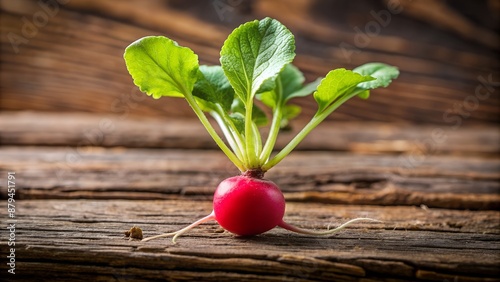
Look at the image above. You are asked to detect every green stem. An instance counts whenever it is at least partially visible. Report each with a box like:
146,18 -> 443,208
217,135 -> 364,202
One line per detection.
185,94 -> 245,171
260,80 -> 283,164
252,121 -> 262,159
260,105 -> 282,163
217,105 -> 246,159
244,98 -> 259,168
211,112 -> 244,161
262,114 -> 322,171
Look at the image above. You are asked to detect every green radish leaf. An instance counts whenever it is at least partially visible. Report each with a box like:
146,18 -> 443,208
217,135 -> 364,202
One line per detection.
220,17 -> 295,102
353,62 -> 399,90
357,90 -> 370,99
256,78 -> 277,94
194,97 -> 215,113
258,64 -> 313,109
252,106 -> 269,127
284,104 -> 301,120
124,36 -> 199,99
229,112 -> 245,134
280,64 -> 305,99
258,90 -> 278,109
193,65 -> 234,112
258,64 -> 320,130
313,69 -> 374,113
281,104 -> 301,129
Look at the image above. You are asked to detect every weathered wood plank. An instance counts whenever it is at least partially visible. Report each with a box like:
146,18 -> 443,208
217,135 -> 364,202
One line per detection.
1,199 -> 498,281
1,111 -> 499,155
1,146 -> 498,210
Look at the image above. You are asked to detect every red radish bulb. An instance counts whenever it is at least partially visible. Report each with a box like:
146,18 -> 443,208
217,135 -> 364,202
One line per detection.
213,176 -> 285,236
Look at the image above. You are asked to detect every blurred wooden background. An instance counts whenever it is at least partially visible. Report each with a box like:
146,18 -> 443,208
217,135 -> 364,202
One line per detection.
1,0 -> 498,125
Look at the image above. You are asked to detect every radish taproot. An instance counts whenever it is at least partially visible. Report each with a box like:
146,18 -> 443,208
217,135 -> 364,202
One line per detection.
124,17 -> 398,243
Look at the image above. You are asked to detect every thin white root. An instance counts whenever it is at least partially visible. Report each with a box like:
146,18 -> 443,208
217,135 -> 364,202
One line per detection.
278,217 -> 381,236
141,212 -> 216,244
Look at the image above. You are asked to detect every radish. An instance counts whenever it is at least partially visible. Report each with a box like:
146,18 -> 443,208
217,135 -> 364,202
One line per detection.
214,175 -> 285,236
124,17 -> 398,243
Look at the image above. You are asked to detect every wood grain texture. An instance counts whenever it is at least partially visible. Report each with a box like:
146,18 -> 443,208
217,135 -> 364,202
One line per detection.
0,199 -> 498,281
1,0 -> 498,125
0,146 -> 499,210
1,111 -> 499,155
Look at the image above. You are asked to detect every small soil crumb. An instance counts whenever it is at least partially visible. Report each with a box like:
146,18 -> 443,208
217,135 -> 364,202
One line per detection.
213,227 -> 226,233
124,226 -> 143,240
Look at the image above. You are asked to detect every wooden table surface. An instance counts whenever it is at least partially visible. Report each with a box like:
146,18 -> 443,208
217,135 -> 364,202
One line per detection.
1,111 -> 499,281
